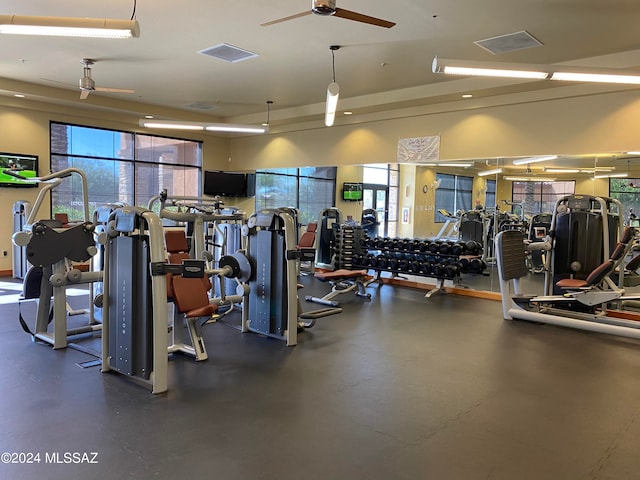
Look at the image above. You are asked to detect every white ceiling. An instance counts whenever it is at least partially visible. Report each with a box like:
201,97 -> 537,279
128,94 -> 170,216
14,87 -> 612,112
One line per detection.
1,0 -> 640,123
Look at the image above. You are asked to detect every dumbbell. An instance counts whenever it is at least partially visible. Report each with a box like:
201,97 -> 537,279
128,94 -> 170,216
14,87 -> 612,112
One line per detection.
458,257 -> 470,272
444,260 -> 462,278
450,242 -> 465,256
418,241 -> 430,253
469,258 -> 487,272
409,260 -> 422,273
428,241 -> 440,254
465,240 -> 481,255
361,253 -> 374,267
397,258 -> 410,271
420,260 -> 433,275
438,241 -> 455,255
388,257 -> 399,270
431,262 -> 446,277
403,239 -> 415,252
377,255 -> 389,269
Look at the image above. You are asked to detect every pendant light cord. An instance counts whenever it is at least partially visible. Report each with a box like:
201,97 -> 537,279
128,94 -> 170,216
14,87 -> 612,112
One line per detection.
332,49 -> 336,82
131,0 -> 137,20
330,45 -> 340,83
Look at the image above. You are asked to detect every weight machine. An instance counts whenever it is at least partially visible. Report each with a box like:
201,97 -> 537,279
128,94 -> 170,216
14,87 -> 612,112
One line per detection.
101,206 -> 250,393
149,190 -> 247,306
242,208 -> 341,346
12,168 -> 103,350
494,195 -> 640,341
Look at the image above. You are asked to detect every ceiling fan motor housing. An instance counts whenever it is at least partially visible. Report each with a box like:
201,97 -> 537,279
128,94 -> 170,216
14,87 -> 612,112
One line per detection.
312,0 -> 337,15
80,76 -> 95,91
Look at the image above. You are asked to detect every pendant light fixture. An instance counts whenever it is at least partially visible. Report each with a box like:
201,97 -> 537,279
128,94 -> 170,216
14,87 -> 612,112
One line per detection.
325,45 -> 340,127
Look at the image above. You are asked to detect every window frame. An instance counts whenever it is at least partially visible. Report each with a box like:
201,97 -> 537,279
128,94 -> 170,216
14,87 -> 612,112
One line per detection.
49,121 -> 202,219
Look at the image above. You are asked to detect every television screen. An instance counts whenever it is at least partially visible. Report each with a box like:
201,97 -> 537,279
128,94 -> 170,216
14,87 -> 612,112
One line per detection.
343,182 -> 363,201
0,152 -> 38,187
204,170 -> 247,197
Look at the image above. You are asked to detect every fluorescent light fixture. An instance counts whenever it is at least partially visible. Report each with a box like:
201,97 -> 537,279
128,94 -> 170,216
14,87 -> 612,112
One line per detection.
325,82 -> 340,127
512,155 -> 558,165
437,162 -> 474,168
551,71 -> 640,85
205,124 -> 268,134
142,121 -> 204,131
432,56 -> 548,80
626,151 -> 640,155
139,119 -> 267,134
433,56 -> 640,86
504,176 -> 556,182
579,167 -> 615,173
544,168 -> 580,173
478,168 -> 503,176
0,15 -> 140,38
594,172 -> 628,179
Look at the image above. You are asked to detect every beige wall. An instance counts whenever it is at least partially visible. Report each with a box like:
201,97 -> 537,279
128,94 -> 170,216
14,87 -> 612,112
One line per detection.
231,89 -> 640,169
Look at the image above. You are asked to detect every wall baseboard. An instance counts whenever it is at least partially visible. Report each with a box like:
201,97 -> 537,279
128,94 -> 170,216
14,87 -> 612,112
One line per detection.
0,270 -> 13,277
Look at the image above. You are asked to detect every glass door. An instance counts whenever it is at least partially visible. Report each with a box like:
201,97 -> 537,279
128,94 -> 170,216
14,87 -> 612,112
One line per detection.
363,185 -> 388,237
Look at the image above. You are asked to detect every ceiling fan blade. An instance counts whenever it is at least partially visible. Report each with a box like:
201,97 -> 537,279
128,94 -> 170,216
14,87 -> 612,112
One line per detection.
333,8 -> 395,28
79,89 -> 90,100
94,87 -> 135,94
261,11 -> 312,26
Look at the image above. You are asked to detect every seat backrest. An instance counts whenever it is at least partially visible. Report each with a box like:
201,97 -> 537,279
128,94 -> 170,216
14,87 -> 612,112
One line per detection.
298,222 -> 317,248
165,229 -> 189,254
298,231 -> 316,248
584,260 -> 615,286
165,230 -> 211,296
171,275 -> 211,314
626,254 -> 640,272
609,242 -> 627,262
621,225 -> 635,245
54,212 -> 69,226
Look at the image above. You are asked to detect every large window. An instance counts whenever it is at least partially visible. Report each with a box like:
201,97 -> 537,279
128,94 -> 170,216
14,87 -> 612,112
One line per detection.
511,181 -> 575,215
435,173 -> 473,222
610,178 -> 640,224
50,123 -> 201,220
255,167 -> 336,224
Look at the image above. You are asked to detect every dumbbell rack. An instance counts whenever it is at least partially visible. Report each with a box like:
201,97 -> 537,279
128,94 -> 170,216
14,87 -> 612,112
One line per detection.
354,237 -> 487,297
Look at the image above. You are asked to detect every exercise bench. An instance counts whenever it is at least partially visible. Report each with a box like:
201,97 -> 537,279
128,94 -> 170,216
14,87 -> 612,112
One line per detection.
305,269 -> 372,307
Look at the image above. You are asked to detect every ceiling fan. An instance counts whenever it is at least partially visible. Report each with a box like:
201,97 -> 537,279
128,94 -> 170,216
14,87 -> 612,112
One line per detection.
78,58 -> 134,100
261,0 -> 395,28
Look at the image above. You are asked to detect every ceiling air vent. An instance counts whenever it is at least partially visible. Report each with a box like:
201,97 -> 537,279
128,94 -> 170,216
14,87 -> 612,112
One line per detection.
474,31 -> 543,55
198,43 -> 259,63
184,102 -> 218,111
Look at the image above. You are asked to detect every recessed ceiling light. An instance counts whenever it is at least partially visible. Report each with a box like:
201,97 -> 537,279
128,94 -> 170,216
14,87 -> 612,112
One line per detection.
344,111 -> 353,115
461,94 -> 473,98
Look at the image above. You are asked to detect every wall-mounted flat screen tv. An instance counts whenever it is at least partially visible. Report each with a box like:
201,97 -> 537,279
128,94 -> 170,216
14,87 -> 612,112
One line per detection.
0,152 -> 38,187
204,170 -> 248,197
343,182 -> 363,201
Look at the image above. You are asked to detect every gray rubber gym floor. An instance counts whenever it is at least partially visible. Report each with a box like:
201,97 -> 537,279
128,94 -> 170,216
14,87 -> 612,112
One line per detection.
1,276 -> 640,480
